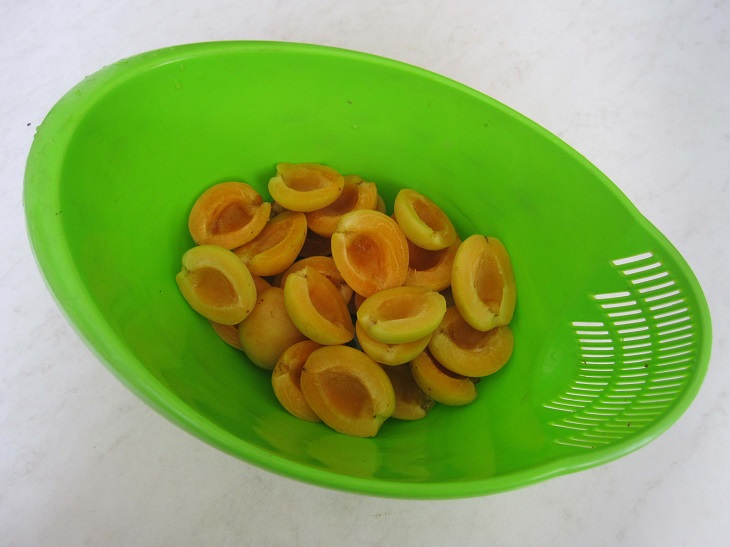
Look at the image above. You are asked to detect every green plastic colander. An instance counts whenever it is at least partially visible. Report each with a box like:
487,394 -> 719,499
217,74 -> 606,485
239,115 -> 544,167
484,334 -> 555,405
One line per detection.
24,41 -> 712,498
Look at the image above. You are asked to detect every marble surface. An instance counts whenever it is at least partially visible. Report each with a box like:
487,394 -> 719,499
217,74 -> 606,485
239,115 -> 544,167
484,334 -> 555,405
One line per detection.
2,0 -> 729,544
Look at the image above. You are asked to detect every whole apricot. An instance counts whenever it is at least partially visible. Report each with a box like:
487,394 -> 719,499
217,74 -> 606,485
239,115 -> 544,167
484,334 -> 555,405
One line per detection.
268,163 -> 345,212
188,182 -> 271,249
238,286 -> 308,370
284,266 -> 354,345
331,209 -> 409,297
233,211 -> 307,276
410,350 -> 477,406
451,235 -> 516,331
301,345 -> 395,437
393,188 -> 457,251
429,307 -> 514,377
176,245 -> 257,325
357,286 -> 446,344
272,340 -> 323,422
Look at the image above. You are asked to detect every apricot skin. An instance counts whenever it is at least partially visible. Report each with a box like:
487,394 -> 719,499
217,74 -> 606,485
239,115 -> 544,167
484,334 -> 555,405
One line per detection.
238,286 -> 308,370
188,182 -> 271,249
429,307 -> 514,377
176,245 -> 257,325
301,345 -> 395,437
208,320 -> 244,350
268,163 -> 345,212
331,209 -> 409,298
410,350 -> 477,406
452,235 -> 517,331
272,340 -> 323,422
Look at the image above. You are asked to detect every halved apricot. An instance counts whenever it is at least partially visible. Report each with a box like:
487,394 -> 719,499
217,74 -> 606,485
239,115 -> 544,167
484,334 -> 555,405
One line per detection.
299,229 -> 332,257
188,182 -> 271,249
305,175 -> 378,237
176,245 -> 257,325
278,256 -> 353,304
451,235 -> 516,331
233,211 -> 307,276
404,237 -> 460,291
300,345 -> 395,437
410,350 -> 477,406
251,274 -> 272,295
375,194 -> 387,214
208,320 -> 244,350
331,209 -> 409,297
355,320 -> 431,366
272,340 -> 323,422
357,286 -> 446,344
238,287 -> 308,370
268,163 -> 345,212
381,364 -> 434,420
393,188 -> 456,251
284,266 -> 354,345
429,307 -> 514,377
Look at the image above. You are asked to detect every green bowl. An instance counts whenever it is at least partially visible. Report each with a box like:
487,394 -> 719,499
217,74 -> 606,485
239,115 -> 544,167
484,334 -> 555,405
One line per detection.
24,41 -> 711,498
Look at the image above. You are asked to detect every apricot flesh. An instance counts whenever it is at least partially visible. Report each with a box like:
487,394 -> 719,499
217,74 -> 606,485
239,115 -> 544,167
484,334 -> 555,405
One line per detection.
301,345 -> 395,437
393,188 -> 457,251
284,266 -> 354,345
429,307 -> 514,377
331,209 -> 409,298
355,320 -> 431,366
188,182 -> 271,249
404,237 -> 460,291
278,256 -> 353,305
410,350 -> 477,406
305,175 -> 378,237
357,286 -> 446,344
233,211 -> 307,276
272,340 -> 323,422
268,163 -> 345,212
381,364 -> 434,420
176,245 -> 257,325
451,235 -> 516,331
238,286 -> 308,370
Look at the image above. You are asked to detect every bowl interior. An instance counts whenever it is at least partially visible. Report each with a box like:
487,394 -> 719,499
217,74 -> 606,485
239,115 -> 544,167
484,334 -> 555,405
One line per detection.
25,42 -> 711,497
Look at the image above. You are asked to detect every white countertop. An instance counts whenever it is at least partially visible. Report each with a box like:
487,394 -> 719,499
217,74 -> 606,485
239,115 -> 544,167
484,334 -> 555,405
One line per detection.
2,1 -> 729,545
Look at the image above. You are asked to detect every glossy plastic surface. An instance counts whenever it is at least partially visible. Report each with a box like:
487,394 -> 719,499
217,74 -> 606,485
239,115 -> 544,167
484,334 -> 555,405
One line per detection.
24,42 -> 711,498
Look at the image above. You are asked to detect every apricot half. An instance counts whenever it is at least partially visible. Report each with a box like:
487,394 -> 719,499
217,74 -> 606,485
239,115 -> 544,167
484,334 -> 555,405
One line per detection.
300,345 -> 395,437
188,182 -> 271,249
272,340 -> 323,422
410,350 -> 477,406
356,321 -> 431,366
208,320 -> 244,350
284,266 -> 354,345
357,286 -> 446,344
405,237 -> 460,291
393,188 -> 457,251
238,286 -> 308,370
381,364 -> 435,420
331,209 -> 409,297
429,307 -> 514,377
305,175 -> 378,237
268,163 -> 345,212
176,245 -> 257,325
451,235 -> 516,331
278,256 -> 353,305
233,211 -> 307,276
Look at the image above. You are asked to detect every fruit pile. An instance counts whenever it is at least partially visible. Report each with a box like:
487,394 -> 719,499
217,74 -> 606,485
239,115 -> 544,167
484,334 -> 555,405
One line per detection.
176,163 -> 516,437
